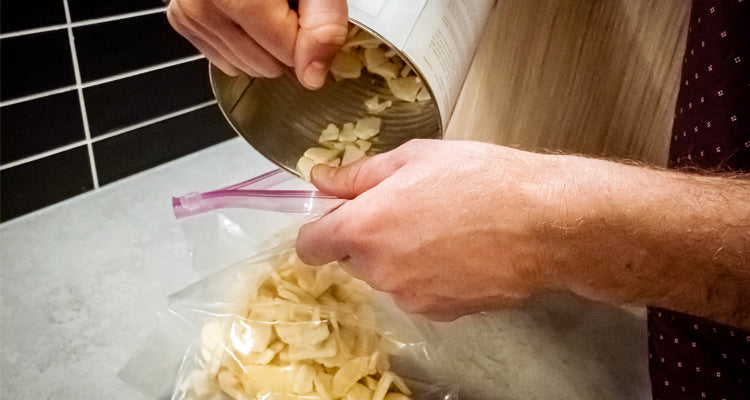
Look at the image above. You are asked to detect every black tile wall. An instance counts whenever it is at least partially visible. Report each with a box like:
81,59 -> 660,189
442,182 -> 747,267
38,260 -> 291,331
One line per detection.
1,146 -> 94,222
74,12 -> 199,82
68,0 -> 165,21
0,30 -> 76,101
84,59 -> 213,136
93,105 -> 236,186
0,4 -> 237,223
0,0 -> 67,34
1,90 -> 85,164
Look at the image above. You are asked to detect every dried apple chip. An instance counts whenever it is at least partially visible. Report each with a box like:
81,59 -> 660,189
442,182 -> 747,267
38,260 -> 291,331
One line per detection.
180,254 -> 415,400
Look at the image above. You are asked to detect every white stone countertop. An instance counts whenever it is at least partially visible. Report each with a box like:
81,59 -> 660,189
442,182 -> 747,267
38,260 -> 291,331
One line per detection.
0,138 -> 652,400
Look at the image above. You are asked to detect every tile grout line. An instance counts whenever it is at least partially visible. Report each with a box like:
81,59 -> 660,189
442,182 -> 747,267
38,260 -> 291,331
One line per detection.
63,0 -> 99,189
0,7 -> 167,40
0,23 -> 70,39
0,85 -> 79,108
0,5 -> 215,175
81,54 -> 205,89
0,140 -> 89,171
0,101 -> 218,172
0,55 -> 205,108
89,100 -> 218,143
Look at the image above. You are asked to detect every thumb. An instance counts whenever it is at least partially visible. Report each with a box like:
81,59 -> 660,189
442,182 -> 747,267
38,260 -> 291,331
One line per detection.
310,152 -> 406,199
295,0 -> 349,89
296,151 -> 403,266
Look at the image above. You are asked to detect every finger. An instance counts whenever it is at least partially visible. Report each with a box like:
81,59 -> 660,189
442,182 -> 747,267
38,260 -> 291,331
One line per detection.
167,7 -> 241,75
296,207 -> 352,265
310,151 -> 407,199
213,22 -> 287,77
172,0 -> 285,77
295,0 -> 349,89
190,36 -> 244,77
214,0 -> 298,66
297,149 -> 407,265
168,0 -> 260,76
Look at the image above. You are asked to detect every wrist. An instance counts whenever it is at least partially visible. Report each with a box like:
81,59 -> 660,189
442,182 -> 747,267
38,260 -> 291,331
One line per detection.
540,159 -> 750,319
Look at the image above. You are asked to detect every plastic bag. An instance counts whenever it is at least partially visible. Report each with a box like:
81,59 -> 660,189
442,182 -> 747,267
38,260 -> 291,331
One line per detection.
171,168 -> 344,275
120,170 -> 458,400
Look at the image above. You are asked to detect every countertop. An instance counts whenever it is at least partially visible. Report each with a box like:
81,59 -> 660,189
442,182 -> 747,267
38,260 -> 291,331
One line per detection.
1,138 -> 651,400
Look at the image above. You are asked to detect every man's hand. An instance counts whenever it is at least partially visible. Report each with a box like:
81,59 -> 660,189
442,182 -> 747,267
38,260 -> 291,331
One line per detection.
296,139 -> 750,328
296,140 -> 568,320
167,0 -> 348,89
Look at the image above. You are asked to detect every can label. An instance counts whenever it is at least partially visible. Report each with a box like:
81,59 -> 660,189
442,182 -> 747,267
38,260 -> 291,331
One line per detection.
348,0 -> 497,130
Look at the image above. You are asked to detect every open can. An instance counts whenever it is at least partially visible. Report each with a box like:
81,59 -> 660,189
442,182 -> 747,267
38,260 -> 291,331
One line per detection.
211,0 -> 497,176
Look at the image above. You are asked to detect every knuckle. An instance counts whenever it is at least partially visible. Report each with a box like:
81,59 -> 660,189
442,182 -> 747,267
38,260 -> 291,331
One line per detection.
347,167 -> 370,198
169,0 -> 205,22
213,0 -> 244,13
334,161 -> 368,198
241,55 -> 282,77
298,5 -> 347,28
399,138 -> 429,154
303,24 -> 348,46
165,1 -> 183,23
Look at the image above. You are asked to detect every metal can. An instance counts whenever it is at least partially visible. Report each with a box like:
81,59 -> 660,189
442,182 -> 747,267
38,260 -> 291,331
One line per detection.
211,0 -> 497,176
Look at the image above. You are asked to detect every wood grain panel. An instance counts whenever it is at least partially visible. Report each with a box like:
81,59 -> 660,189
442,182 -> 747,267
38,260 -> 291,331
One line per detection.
447,0 -> 691,167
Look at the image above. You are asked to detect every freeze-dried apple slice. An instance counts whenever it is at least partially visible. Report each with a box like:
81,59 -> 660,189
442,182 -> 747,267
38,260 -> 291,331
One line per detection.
355,140 -> 372,153
387,76 -> 423,102
319,123 -> 340,143
354,116 -> 382,140
368,60 -> 402,80
332,356 -> 370,398
180,226 -> 424,400
364,95 -> 393,114
274,320 -> 330,348
314,370 -> 335,399
338,122 -> 357,143
342,29 -> 382,50
348,383 -> 374,400
341,144 -> 366,166
385,393 -> 413,400
416,86 -> 432,102
304,147 -> 340,164
363,47 -> 388,70
285,335 -> 338,360
296,156 -> 315,182
239,365 -> 291,394
217,369 -> 244,400
330,50 -> 363,81
291,364 -> 316,395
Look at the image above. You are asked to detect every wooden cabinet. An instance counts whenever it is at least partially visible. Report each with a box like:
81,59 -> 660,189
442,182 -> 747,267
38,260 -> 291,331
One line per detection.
448,0 -> 691,167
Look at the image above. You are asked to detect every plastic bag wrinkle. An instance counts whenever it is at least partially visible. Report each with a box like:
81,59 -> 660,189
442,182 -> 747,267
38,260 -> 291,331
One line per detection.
173,169 -> 344,276
160,246 -> 456,400
120,170 -> 458,400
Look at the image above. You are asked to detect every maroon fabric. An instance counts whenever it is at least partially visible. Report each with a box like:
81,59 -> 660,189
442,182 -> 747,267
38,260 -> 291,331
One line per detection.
648,308 -> 749,399
648,1 -> 750,399
668,0 -> 750,172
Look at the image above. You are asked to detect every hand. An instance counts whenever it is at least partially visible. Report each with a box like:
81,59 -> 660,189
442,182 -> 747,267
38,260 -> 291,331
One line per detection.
296,140 -> 573,320
167,0 -> 349,89
296,139 -> 750,328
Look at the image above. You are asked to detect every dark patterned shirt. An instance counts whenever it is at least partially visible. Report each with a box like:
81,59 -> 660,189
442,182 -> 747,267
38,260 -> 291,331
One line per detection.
648,1 -> 749,399
668,0 -> 750,171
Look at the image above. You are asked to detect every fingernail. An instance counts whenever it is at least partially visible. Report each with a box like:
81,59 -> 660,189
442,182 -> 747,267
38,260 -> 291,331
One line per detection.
302,61 -> 327,89
311,164 -> 334,182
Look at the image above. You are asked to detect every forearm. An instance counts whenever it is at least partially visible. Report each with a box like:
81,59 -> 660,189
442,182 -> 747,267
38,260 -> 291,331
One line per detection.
296,140 -> 749,324
542,158 -> 750,329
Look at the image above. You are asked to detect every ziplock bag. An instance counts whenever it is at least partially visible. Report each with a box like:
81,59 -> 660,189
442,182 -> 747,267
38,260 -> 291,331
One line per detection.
171,168 -> 344,276
119,169 -> 459,400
